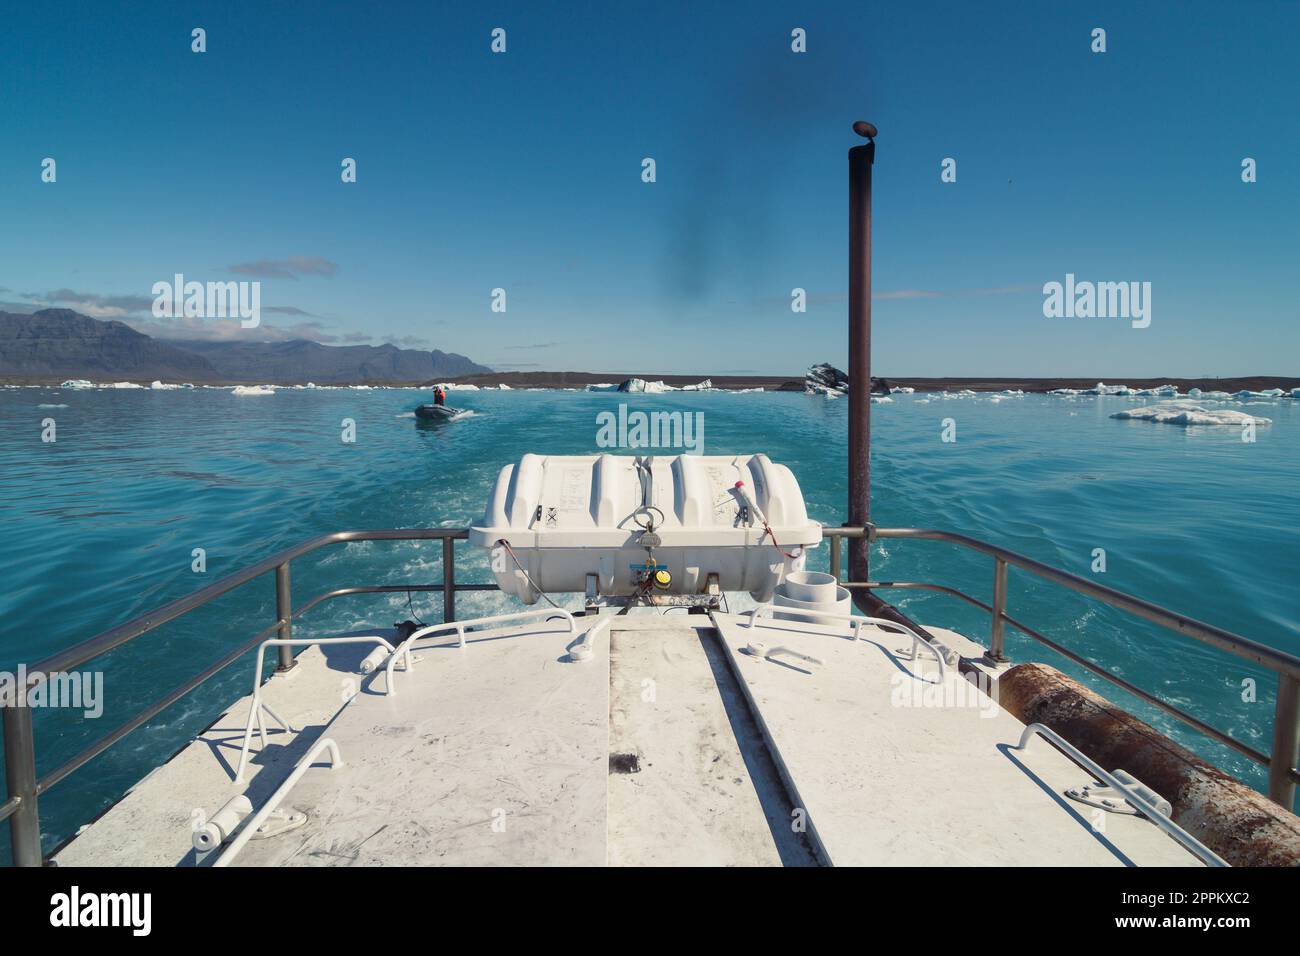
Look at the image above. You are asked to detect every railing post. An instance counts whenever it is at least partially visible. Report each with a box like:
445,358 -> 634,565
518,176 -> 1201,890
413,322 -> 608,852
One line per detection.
829,532 -> 842,582
443,537 -> 456,624
988,557 -> 1009,662
3,694 -> 43,866
1268,673 -> 1300,810
275,562 -> 294,672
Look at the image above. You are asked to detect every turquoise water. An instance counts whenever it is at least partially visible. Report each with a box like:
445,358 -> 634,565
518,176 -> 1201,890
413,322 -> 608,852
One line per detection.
1,385 -> 1297,860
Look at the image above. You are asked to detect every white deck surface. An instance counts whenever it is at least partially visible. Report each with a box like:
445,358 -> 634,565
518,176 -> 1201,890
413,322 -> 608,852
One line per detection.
230,615 -> 609,866
711,613 -> 1201,867
55,610 -> 1204,867
606,616 -> 817,866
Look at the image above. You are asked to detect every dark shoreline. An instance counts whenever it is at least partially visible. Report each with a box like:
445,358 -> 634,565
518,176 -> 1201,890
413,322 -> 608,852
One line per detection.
441,371 -> 1300,393
5,373 -> 1297,392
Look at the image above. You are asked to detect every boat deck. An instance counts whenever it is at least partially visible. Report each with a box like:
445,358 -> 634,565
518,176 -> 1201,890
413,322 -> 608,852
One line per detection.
54,609 -> 1200,867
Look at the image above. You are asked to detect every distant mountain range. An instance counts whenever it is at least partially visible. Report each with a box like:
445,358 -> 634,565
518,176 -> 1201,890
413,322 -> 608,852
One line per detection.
0,309 -> 490,384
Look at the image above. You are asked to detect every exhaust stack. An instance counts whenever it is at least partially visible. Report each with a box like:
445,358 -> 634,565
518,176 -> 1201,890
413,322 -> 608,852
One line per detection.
847,121 -> 876,608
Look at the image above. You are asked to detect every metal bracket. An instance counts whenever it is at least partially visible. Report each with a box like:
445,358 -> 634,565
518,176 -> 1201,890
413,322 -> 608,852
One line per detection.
1066,769 -> 1172,818
251,807 -> 309,840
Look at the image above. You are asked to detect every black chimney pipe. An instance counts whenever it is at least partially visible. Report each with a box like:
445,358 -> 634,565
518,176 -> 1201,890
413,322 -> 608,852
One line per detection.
847,121 -> 876,608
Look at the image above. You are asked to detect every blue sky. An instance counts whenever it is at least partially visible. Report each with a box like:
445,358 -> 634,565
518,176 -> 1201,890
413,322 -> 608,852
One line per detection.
2,1 -> 1296,376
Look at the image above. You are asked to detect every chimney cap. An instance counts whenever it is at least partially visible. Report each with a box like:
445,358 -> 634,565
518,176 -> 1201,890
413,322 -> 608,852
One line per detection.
852,121 -> 878,139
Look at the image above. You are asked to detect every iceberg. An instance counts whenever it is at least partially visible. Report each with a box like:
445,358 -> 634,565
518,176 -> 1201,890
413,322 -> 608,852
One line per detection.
1084,382 -> 1133,395
1111,401 -> 1271,427
59,380 -> 94,389
232,385 -> 275,396
618,378 -> 675,393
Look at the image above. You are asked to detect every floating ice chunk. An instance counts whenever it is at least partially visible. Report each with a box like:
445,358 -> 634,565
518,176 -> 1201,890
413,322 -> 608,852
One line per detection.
1048,387 -> 1081,395
1085,382 -> 1134,395
232,385 -> 275,396
681,379 -> 714,391
1111,400 -> 1271,427
585,383 -> 618,392
59,379 -> 94,389
619,378 -> 676,393
870,395 -> 892,404
889,386 -> 915,394
106,381 -> 143,389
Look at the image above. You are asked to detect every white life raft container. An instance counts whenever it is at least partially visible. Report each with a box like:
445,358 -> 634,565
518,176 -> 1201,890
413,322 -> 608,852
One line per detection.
468,453 -> 821,603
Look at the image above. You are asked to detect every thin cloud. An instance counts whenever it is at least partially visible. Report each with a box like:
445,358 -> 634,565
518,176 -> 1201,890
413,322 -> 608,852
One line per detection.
381,334 -> 433,349
874,289 -> 943,301
14,288 -> 156,318
760,285 -> 1030,307
125,315 -> 340,344
227,256 -> 339,280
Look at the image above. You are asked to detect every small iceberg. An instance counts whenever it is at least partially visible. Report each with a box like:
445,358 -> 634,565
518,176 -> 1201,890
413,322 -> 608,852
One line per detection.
232,385 -> 275,396
585,383 -> 618,392
680,379 -> 713,391
59,379 -> 94,389
618,378 -> 675,393
1111,401 -> 1271,427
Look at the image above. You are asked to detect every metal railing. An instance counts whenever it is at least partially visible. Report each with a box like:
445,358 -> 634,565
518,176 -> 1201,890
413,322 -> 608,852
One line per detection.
3,524 -> 1299,866
0,528 -> 487,867
824,525 -> 1300,809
